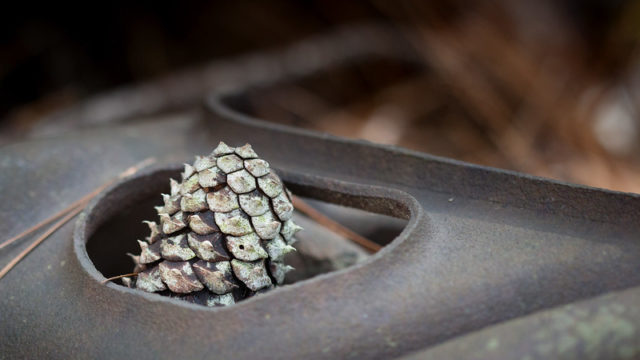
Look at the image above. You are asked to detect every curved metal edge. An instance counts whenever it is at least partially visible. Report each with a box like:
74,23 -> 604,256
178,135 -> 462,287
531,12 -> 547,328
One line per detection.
401,285 -> 640,360
73,164 -> 425,312
203,89 -> 640,226
204,87 -> 638,198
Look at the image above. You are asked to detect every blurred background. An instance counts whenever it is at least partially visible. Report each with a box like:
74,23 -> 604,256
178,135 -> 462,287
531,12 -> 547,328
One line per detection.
2,0 -> 640,193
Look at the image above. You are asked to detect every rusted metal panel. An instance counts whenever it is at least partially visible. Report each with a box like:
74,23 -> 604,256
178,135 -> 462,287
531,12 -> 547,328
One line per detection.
1,26 -> 639,359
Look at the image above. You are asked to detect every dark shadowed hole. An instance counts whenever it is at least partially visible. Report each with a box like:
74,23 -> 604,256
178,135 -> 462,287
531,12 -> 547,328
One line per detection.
86,169 -> 407,284
223,58 -> 423,132
86,184 -> 167,279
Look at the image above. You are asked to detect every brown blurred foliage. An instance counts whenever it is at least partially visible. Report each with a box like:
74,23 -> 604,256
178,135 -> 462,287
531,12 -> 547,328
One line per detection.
2,0 -> 640,192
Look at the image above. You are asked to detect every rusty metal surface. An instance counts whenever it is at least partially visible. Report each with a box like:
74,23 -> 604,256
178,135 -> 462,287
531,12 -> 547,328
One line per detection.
402,286 -> 640,359
1,27 -> 640,360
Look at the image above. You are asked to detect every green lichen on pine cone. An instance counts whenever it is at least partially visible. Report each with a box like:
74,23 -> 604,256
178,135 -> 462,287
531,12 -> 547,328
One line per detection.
123,142 -> 302,307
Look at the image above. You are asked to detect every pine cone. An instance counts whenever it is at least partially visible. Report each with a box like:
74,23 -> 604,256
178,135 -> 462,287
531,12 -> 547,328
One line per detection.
124,142 -> 303,307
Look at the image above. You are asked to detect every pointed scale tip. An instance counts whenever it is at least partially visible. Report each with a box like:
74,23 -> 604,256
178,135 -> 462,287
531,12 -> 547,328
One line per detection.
212,141 -> 235,156
182,163 -> 195,180
169,179 -> 180,196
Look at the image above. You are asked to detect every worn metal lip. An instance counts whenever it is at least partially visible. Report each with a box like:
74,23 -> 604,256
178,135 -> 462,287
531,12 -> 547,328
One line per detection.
404,283 -> 640,359
72,163 -> 423,311
204,90 -> 640,200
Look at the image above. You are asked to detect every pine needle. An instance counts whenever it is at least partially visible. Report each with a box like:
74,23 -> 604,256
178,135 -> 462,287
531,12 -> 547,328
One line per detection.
102,272 -> 139,284
0,158 -> 156,281
0,204 -> 85,280
0,185 -> 107,251
291,195 -> 382,253
0,158 -> 156,252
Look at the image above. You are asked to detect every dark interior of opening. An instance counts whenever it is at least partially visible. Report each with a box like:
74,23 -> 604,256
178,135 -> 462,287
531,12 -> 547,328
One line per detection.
222,57 -> 424,130
86,170 -> 407,284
